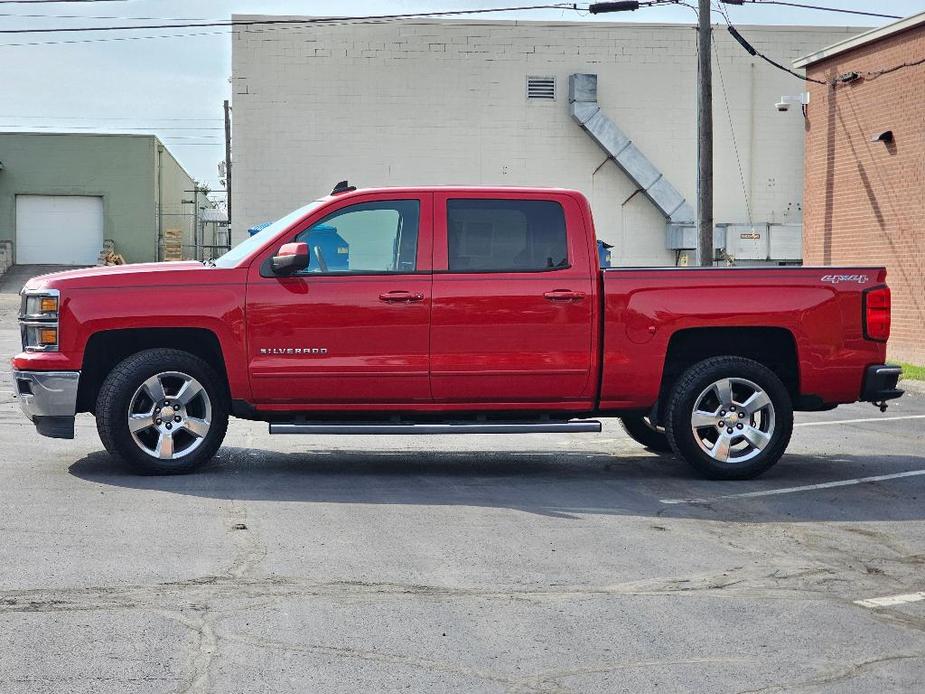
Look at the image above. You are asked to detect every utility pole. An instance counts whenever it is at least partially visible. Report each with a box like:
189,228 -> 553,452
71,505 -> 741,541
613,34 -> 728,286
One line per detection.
696,0 -> 713,266
223,99 -> 232,227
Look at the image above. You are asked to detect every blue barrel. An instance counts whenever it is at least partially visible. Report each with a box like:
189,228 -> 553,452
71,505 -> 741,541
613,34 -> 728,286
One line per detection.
248,222 -> 272,236
305,224 -> 349,271
597,240 -> 613,268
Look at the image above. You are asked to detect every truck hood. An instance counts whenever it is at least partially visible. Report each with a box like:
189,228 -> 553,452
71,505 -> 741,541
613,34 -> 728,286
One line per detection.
23,262 -> 242,291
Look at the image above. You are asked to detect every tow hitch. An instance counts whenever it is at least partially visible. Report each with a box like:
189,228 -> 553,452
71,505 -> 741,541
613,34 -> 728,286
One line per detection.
861,365 -> 904,411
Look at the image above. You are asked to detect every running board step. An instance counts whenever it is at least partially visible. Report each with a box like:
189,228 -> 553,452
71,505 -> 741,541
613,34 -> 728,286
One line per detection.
269,420 -> 602,435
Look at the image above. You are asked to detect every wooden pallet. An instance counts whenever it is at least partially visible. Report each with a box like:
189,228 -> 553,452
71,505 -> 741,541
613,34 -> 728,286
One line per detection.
162,228 -> 183,261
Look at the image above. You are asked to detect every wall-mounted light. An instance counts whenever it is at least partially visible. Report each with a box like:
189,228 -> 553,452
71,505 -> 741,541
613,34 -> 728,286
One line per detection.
871,130 -> 894,144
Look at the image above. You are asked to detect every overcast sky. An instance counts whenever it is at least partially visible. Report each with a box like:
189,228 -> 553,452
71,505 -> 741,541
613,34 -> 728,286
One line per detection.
3,1 -> 923,189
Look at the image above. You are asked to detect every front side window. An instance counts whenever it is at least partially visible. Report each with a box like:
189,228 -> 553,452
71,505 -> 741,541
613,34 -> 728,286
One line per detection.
446,199 -> 568,272
295,200 -> 420,274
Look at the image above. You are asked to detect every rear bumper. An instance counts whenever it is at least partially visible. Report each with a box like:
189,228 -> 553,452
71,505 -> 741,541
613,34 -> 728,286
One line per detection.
11,369 -> 79,439
860,364 -> 904,403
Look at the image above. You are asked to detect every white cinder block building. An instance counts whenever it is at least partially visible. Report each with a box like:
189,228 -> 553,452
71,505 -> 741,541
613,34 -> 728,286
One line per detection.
231,17 -> 860,265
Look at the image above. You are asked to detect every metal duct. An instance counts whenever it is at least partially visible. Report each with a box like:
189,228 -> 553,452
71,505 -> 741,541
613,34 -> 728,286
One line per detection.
569,73 -> 695,225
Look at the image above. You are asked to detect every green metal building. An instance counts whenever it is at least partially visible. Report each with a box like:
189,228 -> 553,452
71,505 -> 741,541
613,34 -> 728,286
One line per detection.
0,132 -> 204,265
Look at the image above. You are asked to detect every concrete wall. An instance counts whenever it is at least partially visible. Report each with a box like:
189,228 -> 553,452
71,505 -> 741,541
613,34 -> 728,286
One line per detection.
231,17 -> 860,265
803,23 -> 925,365
0,132 -> 196,264
156,143 -> 201,260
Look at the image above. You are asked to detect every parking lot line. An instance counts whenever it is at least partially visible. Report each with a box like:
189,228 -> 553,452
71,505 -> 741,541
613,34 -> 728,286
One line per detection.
660,469 -> 925,505
796,414 -> 925,427
855,592 -> 925,609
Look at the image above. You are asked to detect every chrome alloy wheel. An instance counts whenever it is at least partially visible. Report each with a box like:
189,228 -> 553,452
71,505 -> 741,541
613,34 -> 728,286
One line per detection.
690,377 -> 775,464
127,371 -> 212,460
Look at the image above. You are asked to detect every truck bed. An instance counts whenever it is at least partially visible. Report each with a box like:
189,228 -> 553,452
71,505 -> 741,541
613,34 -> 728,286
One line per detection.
599,266 -> 889,411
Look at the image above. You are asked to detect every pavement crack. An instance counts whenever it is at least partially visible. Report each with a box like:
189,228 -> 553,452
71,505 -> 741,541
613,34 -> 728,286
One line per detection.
159,610 -> 218,694
509,656 -> 754,693
0,573 -> 829,618
736,652 -> 925,693
223,501 -> 267,580
216,631 -> 536,691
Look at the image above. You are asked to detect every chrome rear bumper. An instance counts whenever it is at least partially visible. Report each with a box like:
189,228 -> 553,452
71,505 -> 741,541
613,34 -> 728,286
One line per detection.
11,369 -> 79,439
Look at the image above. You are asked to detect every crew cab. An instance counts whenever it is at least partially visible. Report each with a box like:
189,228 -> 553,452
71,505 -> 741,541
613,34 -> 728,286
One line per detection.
12,185 -> 903,479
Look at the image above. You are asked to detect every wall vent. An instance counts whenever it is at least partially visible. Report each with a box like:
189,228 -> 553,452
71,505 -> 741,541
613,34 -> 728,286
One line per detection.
526,76 -> 556,100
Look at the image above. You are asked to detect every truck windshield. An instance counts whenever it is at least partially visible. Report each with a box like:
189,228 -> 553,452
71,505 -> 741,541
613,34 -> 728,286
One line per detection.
212,200 -> 326,268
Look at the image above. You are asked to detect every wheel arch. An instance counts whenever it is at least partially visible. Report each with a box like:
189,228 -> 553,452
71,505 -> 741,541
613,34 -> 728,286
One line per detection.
656,326 -> 799,420
77,328 -> 229,413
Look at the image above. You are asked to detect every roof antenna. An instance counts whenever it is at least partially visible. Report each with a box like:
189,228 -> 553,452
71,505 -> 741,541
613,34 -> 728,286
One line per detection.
331,180 -> 356,195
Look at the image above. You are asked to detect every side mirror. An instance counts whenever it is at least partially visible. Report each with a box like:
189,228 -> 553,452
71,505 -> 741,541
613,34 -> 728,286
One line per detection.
271,242 -> 309,275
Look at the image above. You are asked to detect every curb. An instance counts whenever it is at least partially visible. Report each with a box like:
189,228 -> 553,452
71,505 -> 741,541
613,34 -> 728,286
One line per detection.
899,378 -> 925,394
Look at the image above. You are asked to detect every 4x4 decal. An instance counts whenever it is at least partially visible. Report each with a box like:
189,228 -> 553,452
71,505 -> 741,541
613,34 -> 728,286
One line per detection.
821,274 -> 869,285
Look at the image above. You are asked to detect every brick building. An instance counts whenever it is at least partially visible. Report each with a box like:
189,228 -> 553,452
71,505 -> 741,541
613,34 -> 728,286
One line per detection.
231,17 -> 859,266
796,13 -> 925,364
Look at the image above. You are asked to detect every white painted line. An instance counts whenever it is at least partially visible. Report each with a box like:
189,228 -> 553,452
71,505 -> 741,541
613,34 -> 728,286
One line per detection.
855,592 -> 925,609
660,468 -> 925,505
796,414 -> 925,427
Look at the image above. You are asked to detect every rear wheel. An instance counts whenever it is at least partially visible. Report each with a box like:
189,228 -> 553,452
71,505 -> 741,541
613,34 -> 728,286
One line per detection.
665,356 -> 793,480
96,349 -> 228,475
620,416 -> 672,453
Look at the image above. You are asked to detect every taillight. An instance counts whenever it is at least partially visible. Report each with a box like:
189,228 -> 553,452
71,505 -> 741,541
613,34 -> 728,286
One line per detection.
864,286 -> 891,341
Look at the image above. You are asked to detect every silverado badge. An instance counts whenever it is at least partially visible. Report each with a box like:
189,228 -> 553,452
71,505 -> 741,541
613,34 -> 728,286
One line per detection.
260,347 -> 328,355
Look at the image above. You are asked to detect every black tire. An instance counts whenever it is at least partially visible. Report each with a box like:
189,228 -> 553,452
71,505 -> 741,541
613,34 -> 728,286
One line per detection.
96,348 -> 229,475
620,416 -> 673,453
665,356 -> 793,480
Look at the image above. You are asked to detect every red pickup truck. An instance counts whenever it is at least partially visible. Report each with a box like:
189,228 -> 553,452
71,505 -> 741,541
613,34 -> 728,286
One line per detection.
13,185 -> 902,479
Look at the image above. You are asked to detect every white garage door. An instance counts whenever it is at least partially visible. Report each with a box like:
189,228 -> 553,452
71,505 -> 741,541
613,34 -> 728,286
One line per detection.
16,195 -> 104,265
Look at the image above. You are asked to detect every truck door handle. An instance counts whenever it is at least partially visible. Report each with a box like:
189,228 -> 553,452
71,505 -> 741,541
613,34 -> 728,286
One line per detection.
379,290 -> 424,303
543,289 -> 586,302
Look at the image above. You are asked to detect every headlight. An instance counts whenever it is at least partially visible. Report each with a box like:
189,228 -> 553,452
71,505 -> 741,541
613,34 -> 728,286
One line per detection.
19,289 -> 60,352
24,294 -> 59,318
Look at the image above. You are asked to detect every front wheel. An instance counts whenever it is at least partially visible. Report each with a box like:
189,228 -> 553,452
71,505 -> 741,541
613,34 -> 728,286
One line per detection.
96,348 -> 229,475
665,356 -> 793,480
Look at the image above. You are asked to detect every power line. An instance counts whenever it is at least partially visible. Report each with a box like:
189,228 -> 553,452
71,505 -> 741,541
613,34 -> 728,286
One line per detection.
723,1 -> 919,85
0,13 -> 212,20
0,27 -> 229,46
864,55 -> 925,79
0,4 -> 581,34
0,5 -> 585,47
0,0 -> 131,4
1,114 -> 221,120
735,1 -> 901,20
0,124 -> 223,129
725,23 -> 826,84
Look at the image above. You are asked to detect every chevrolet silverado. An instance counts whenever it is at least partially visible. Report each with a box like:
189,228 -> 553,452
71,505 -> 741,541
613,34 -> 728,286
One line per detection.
12,185 -> 903,478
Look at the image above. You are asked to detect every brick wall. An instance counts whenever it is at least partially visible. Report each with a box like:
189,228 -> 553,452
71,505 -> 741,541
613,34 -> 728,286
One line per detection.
804,25 -> 925,364
232,18 -> 858,266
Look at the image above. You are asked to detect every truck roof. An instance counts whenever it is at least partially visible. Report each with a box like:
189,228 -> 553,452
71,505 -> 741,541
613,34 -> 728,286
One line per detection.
326,185 -> 586,198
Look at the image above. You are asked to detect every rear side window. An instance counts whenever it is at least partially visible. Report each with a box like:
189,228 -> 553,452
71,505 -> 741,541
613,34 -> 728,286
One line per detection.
446,199 -> 568,272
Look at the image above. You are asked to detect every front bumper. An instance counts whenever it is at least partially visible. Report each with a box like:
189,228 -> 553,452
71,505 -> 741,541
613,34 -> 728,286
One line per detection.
860,364 -> 904,403
11,369 -> 79,439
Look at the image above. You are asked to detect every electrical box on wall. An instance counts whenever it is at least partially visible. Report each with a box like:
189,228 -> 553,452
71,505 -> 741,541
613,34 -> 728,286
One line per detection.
666,222 -> 803,264
666,224 -> 697,250
768,224 -> 802,261
725,224 -> 769,260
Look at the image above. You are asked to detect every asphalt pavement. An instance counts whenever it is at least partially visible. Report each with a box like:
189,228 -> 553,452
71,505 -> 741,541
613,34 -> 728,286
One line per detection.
0,271 -> 923,693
